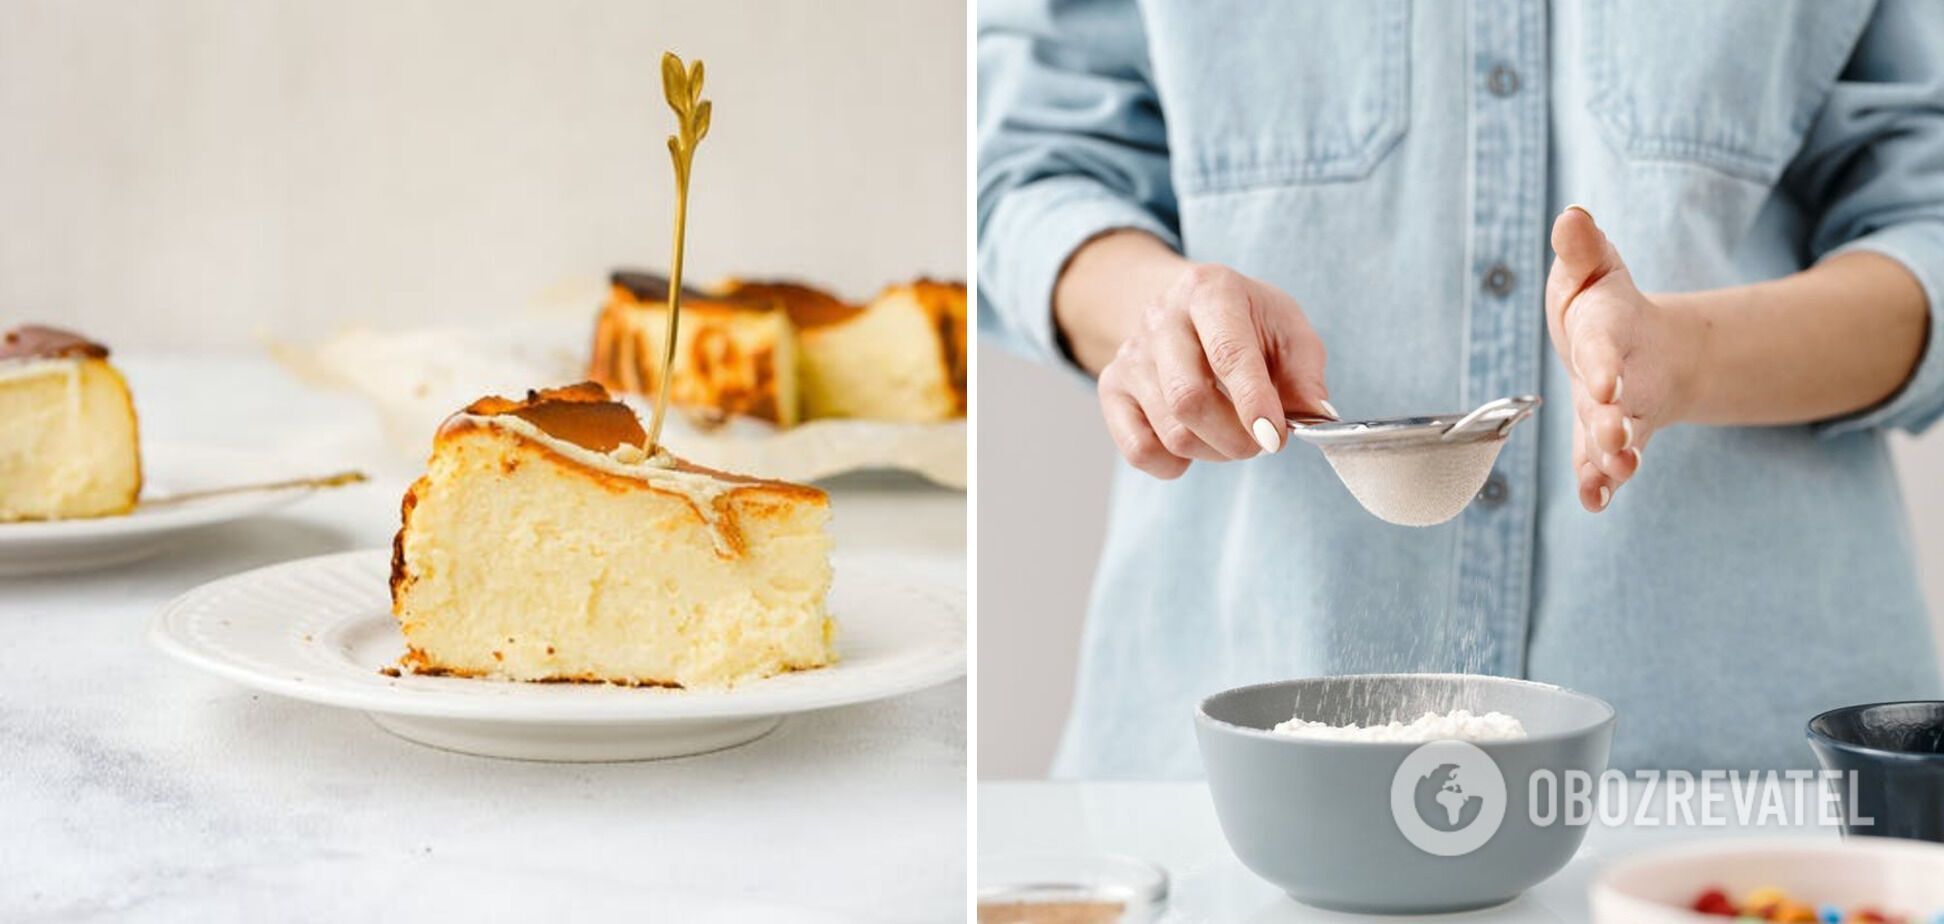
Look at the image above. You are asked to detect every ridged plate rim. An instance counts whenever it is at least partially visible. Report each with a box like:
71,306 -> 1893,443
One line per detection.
150,547 -> 966,722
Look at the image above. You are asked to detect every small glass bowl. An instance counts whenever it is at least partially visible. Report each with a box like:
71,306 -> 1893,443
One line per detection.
976,853 -> 1169,923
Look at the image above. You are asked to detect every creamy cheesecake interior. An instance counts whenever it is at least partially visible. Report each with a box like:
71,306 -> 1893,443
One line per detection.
390,382 -> 835,688
798,280 -> 967,423
0,325 -> 141,522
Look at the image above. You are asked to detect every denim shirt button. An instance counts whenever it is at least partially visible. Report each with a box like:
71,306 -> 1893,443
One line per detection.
1487,64 -> 1521,97
1483,263 -> 1515,296
1478,473 -> 1510,506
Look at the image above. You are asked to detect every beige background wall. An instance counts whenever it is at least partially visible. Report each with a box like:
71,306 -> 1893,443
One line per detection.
978,347 -> 1944,779
0,0 -> 965,345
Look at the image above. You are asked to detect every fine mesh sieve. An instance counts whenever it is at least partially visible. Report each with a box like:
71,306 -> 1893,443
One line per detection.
1288,395 -> 1541,527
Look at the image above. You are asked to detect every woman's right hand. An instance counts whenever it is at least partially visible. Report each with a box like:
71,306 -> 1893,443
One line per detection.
1088,258 -> 1335,479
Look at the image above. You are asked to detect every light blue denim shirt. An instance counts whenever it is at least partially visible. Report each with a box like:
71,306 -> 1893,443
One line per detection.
979,0 -> 1944,778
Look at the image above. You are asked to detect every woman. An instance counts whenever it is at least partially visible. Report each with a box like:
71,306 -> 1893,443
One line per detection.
979,0 -> 1944,778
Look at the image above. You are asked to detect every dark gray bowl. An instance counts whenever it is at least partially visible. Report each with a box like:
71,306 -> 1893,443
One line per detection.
1808,701 -> 1944,842
1195,674 -> 1616,914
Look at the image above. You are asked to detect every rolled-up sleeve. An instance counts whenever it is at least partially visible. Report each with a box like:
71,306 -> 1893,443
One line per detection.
976,0 -> 1180,368
1786,0 -> 1944,436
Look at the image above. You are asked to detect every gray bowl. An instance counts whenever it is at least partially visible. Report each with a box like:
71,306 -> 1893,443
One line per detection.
1195,673 -> 1616,914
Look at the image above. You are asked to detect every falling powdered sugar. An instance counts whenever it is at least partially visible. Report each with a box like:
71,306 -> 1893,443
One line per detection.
1272,708 -> 1528,743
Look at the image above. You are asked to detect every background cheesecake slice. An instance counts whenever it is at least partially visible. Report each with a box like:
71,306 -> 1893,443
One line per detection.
589,270 -> 802,426
792,279 -> 967,423
591,271 -> 970,428
0,325 -> 141,521
390,382 -> 835,688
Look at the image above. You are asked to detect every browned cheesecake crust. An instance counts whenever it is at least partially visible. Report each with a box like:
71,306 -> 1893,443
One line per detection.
1,324 -> 110,361
716,278 -> 861,330
609,269 -> 713,305
454,381 -> 647,452
589,272 -> 793,424
903,279 -> 969,412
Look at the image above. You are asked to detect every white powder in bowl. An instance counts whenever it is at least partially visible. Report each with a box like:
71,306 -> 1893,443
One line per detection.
1321,440 -> 1506,527
1272,708 -> 1529,743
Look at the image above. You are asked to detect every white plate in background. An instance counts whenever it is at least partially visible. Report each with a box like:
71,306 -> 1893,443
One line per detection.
150,548 -> 966,761
0,442 -> 324,577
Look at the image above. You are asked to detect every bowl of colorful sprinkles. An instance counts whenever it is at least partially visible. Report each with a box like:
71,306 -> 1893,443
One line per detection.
1687,884 -> 1929,922
1591,838 -> 1944,923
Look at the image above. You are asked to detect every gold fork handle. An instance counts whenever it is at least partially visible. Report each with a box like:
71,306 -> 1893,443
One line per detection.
140,470 -> 368,509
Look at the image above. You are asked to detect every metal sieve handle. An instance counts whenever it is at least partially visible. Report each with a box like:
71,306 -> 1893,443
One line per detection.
1441,394 -> 1541,441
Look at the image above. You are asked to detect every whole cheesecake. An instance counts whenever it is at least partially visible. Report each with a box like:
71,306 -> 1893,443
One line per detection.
590,271 -> 969,426
389,382 -> 836,688
0,324 -> 142,521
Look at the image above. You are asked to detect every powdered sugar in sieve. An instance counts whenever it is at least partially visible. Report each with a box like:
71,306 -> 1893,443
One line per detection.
1289,396 -> 1541,527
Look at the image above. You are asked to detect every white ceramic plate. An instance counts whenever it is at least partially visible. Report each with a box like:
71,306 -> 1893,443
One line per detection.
1591,836 -> 1944,923
0,442 -> 321,577
150,548 -> 966,761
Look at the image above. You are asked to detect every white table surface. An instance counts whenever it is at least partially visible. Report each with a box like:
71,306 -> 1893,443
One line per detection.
1,353 -> 967,923
979,780 -> 1842,923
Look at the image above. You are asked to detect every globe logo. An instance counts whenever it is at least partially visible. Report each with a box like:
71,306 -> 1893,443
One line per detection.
1415,763 -> 1484,832
1390,740 -> 1508,856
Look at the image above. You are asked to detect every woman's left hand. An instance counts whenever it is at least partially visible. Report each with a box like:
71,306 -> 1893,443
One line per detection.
1544,207 -> 1708,512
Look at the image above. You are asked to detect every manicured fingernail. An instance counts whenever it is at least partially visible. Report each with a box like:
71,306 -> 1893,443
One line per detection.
1612,374 -> 1625,402
1318,399 -> 1341,420
1251,417 -> 1281,454
1621,416 -> 1635,448
1566,204 -> 1593,221
1597,485 -> 1612,509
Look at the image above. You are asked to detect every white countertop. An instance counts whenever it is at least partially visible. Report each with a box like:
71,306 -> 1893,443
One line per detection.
979,780 -> 1838,923
0,354 -> 966,922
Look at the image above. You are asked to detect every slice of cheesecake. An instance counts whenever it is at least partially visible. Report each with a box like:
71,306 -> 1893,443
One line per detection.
789,279 -> 967,423
390,382 -> 835,688
0,325 -> 142,521
589,270 -> 802,427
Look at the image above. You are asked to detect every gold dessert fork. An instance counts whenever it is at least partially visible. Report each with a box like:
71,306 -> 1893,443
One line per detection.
139,470 -> 368,509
